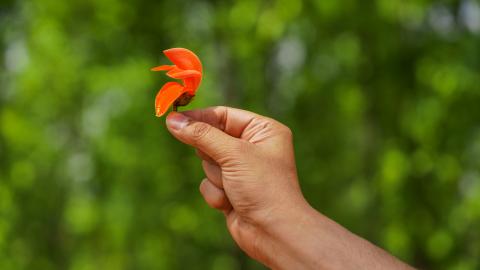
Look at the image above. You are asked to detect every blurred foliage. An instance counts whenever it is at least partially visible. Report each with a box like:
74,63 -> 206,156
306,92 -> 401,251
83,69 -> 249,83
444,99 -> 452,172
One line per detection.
0,0 -> 479,269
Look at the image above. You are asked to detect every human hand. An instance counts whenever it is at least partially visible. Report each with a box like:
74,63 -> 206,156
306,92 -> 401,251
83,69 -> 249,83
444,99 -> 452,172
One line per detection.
165,106 -> 414,270
166,106 -> 307,265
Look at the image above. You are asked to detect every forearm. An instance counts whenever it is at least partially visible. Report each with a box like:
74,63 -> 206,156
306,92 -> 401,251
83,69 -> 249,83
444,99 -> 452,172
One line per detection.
261,203 -> 414,270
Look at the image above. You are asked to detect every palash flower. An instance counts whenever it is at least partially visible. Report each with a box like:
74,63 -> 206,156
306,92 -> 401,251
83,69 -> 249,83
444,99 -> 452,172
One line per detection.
151,48 -> 203,117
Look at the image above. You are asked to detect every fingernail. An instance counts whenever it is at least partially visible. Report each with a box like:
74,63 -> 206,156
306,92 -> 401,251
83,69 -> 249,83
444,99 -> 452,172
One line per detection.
166,112 -> 190,130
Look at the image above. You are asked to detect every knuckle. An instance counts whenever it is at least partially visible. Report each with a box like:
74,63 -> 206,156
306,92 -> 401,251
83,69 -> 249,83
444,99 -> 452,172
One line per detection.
199,178 -> 208,193
213,106 -> 228,130
283,126 -> 293,138
211,196 -> 225,209
263,117 -> 292,138
277,124 -> 293,140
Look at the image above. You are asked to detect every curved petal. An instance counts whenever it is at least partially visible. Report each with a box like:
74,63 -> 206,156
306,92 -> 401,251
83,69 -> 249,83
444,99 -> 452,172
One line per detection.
155,82 -> 185,117
166,69 -> 202,79
163,48 -> 202,72
151,65 -> 175,71
166,66 -> 183,74
183,77 -> 201,94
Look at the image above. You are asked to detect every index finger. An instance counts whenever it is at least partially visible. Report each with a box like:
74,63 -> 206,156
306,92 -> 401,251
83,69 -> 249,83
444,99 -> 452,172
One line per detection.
182,106 -> 263,138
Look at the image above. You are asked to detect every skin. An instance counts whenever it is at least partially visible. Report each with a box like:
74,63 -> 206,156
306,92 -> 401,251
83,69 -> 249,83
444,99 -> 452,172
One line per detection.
165,106 -> 415,270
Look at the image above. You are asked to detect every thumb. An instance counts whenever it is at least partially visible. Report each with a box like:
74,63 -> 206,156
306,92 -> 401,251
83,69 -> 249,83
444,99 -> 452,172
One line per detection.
166,112 -> 242,164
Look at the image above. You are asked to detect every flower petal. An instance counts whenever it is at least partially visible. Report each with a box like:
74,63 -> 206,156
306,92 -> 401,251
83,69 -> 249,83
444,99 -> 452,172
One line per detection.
151,65 -> 175,71
155,82 -> 185,117
166,69 -> 202,79
163,48 -> 202,72
182,77 -> 201,94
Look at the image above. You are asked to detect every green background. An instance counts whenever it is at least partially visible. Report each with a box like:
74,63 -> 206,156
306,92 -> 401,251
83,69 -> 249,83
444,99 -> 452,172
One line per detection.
1,0 -> 479,269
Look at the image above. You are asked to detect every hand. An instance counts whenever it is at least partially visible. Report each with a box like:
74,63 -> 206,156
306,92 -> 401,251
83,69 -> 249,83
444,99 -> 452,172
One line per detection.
166,106 -> 305,264
165,106 -> 414,270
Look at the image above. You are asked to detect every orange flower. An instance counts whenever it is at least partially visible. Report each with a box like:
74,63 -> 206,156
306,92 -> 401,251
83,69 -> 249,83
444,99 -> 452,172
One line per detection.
151,48 -> 203,117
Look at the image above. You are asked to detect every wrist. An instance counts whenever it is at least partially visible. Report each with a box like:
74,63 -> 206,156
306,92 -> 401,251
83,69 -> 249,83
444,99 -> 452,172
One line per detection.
258,202 -> 414,270
258,201 -> 337,269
